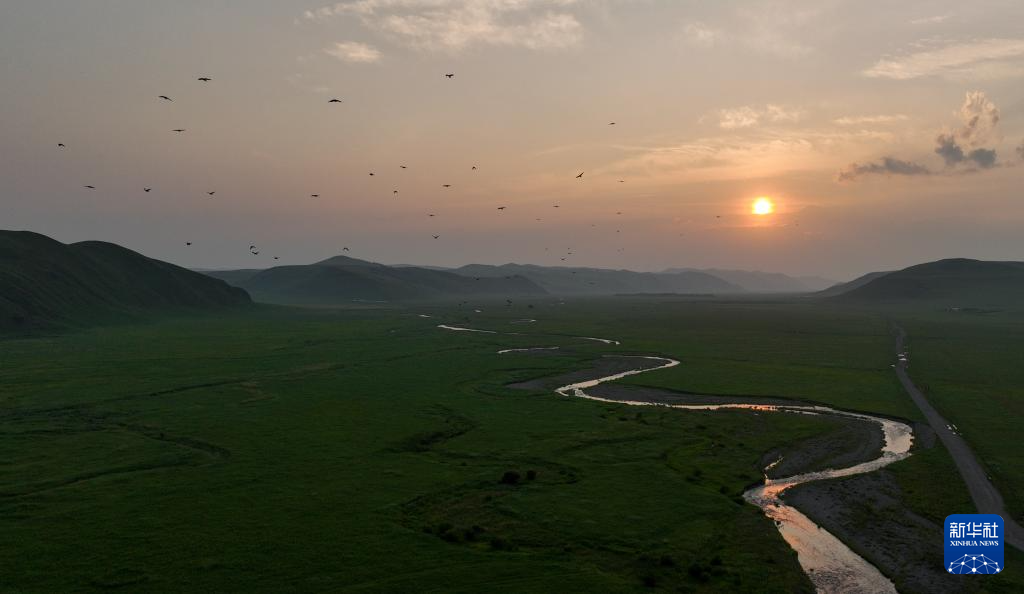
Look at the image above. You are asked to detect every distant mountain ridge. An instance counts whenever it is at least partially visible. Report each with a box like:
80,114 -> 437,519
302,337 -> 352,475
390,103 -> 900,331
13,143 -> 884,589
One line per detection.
454,263 -> 744,295
663,268 -> 835,292
0,230 -> 250,332
205,255 -> 547,304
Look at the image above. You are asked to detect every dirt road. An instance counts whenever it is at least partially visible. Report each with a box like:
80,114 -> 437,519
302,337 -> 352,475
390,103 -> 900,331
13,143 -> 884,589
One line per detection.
895,327 -> 1024,551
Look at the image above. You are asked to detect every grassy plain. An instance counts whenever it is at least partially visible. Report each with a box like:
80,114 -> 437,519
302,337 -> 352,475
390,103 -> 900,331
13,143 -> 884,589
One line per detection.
898,308 -> 1024,525
2,298 -> 1022,592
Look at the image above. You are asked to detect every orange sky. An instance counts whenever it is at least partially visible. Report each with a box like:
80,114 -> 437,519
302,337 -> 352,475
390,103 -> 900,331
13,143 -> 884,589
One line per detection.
2,1 -> 1023,278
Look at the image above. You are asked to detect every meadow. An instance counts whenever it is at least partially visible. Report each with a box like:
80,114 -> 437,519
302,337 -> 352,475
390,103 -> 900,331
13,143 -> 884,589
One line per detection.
897,308 -> 1024,525
2,299 -> 1022,593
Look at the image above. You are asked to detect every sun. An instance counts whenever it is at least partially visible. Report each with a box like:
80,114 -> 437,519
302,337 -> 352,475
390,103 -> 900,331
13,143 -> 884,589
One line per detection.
752,197 -> 775,216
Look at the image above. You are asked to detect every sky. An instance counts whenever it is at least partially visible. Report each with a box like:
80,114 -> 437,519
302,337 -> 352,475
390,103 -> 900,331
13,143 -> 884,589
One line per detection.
2,0 -> 1023,280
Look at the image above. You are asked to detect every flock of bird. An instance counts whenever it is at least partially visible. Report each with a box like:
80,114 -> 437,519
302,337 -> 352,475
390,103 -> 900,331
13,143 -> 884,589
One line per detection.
55,72 -> 716,268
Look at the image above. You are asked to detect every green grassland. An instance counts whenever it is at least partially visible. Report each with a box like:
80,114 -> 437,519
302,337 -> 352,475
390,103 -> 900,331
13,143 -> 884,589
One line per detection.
898,308 -> 1024,525
2,299 -> 1022,592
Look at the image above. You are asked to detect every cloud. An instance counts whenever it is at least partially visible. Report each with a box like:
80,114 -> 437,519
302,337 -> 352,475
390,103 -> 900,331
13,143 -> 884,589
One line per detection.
967,148 -> 997,168
833,114 -> 908,126
839,91 -> 1009,181
680,3 -> 819,58
715,104 -> 801,129
836,157 -> 932,181
864,38 -> 1024,80
324,41 -> 382,63
681,22 -> 720,48
933,91 -> 1001,168
934,133 -> 965,166
910,14 -> 952,25
305,1 -> 584,52
953,90 -> 1000,147
601,127 -> 896,184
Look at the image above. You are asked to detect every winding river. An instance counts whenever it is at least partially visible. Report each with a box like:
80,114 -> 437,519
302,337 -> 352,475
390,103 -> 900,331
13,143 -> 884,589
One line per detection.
556,355 -> 912,594
439,324 -> 914,593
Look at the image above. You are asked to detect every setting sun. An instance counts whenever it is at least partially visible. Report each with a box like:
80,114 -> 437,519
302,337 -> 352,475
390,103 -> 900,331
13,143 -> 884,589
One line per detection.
752,197 -> 775,216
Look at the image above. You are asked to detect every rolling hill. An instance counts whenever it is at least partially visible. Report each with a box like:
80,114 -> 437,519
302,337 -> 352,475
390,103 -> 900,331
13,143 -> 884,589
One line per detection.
663,268 -> 834,292
0,230 -> 251,332
826,259 -> 1024,306
816,270 -> 893,298
204,255 -> 548,305
454,263 -> 744,295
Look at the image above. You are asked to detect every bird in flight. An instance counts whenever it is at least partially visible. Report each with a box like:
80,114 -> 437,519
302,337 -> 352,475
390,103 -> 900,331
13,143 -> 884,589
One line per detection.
369,172 -> 375,176
445,73 -> 454,79
471,166 -> 477,170
158,95 -> 172,101
497,206 -> 506,210
553,205 -> 560,208
310,194 -> 319,198
399,165 -> 407,169
393,190 -> 399,195
172,129 -> 186,133
197,77 -> 212,82
432,234 -> 440,239
608,122 -> 616,125
84,185 -> 95,189
442,184 -> 452,188
428,213 -> 436,217
342,247 -> 350,251
273,256 -> 279,260
144,188 -> 152,193
576,172 -> 584,178
329,98 -> 342,103
57,143 -> 65,148
207,191 -> 216,196
186,242 -> 192,246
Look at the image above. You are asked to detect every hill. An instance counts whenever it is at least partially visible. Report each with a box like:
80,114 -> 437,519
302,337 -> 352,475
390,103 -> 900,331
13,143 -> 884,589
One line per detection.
827,259 -> 1024,306
663,268 -> 832,292
205,256 -> 547,305
816,271 -> 892,298
454,263 -> 744,295
0,230 -> 250,332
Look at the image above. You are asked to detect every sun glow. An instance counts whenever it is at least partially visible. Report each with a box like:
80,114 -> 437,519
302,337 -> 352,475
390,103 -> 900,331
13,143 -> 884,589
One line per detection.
752,197 -> 775,216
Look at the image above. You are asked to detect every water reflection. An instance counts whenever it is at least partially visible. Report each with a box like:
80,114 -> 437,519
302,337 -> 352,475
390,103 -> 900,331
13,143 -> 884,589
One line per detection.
556,355 -> 911,594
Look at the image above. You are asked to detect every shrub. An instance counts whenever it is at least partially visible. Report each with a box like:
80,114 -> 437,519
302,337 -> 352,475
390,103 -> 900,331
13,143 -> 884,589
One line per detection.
500,470 -> 521,485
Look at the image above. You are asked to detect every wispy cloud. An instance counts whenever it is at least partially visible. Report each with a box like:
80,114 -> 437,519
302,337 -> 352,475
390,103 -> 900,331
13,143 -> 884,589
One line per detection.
910,14 -> 952,25
681,22 -> 721,48
602,127 -> 895,183
864,38 -> 1024,80
305,1 -> 584,52
324,41 -> 382,63
833,114 -> 908,126
836,157 -> 932,182
680,2 -> 819,58
715,104 -> 802,129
